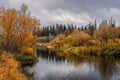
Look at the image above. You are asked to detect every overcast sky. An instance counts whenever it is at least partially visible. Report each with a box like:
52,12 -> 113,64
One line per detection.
0,0 -> 120,26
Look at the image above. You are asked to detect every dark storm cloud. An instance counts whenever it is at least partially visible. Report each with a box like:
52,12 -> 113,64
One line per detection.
0,0 -> 120,26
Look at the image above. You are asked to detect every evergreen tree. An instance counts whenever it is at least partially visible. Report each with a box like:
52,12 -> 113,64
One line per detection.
94,19 -> 97,30
84,26 -> 87,30
63,24 -> 67,31
81,26 -> 84,31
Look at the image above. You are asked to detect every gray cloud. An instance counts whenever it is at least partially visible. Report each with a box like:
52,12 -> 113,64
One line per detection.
0,0 -> 120,26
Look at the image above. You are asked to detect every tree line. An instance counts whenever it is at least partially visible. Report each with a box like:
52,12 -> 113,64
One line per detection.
37,18 -> 116,37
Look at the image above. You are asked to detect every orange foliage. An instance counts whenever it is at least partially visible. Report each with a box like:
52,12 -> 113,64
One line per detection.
0,7 -> 40,53
0,52 -> 27,80
24,47 -> 34,55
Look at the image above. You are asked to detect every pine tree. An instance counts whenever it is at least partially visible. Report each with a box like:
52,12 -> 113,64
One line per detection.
94,19 -> 97,30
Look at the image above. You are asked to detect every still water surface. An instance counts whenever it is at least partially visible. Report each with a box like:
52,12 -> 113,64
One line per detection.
24,49 -> 120,80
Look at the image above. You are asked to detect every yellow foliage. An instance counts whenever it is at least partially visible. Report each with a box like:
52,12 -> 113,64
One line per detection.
63,30 -> 91,46
51,30 -> 92,49
94,26 -> 120,41
89,40 -> 98,45
115,39 -> 120,43
20,16 -> 26,23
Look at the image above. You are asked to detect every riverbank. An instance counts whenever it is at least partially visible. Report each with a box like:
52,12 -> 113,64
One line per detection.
46,29 -> 120,58
49,40 -> 120,58
58,41 -> 120,57
0,52 -> 27,80
0,50 -> 37,80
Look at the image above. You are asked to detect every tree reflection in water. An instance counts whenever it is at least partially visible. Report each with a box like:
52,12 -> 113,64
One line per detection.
24,49 -> 120,80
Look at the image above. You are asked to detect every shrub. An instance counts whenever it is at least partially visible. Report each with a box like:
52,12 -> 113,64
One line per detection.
94,26 -> 120,41
16,54 -> 37,66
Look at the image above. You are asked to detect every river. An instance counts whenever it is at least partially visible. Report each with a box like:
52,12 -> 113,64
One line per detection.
24,49 -> 120,80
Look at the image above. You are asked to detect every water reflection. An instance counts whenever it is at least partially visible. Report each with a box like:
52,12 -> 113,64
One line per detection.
94,58 -> 120,80
24,49 -> 120,80
36,49 -> 67,63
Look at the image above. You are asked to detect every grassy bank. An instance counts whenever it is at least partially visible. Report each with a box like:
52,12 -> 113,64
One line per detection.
0,52 -> 27,80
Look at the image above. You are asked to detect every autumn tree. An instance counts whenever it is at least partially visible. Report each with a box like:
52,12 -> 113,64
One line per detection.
0,4 -> 40,53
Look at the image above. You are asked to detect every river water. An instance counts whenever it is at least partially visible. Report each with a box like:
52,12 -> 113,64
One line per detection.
24,49 -> 120,80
